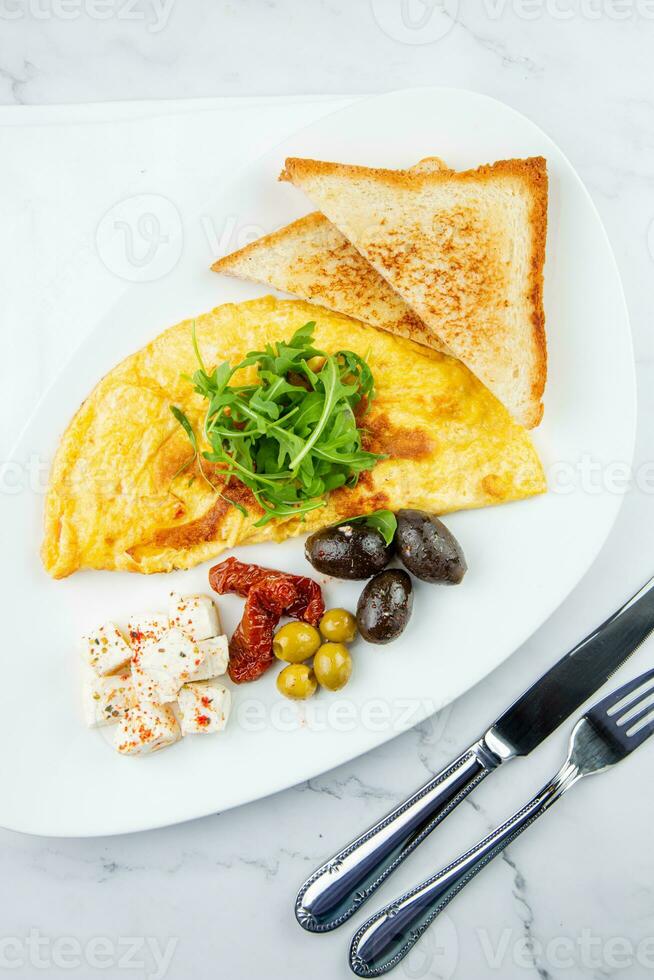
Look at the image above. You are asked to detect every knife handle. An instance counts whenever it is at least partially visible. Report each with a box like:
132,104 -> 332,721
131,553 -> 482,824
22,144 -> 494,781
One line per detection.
295,738 -> 501,932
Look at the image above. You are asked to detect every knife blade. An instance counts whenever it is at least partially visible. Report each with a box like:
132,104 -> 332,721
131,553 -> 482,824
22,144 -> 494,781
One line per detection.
487,576 -> 654,757
296,576 -> 654,933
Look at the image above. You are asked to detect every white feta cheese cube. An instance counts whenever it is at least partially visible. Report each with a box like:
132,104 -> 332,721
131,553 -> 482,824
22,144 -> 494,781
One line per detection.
126,612 -> 168,656
82,667 -> 134,728
191,635 -> 229,681
177,680 -> 231,735
127,613 -> 170,702
168,593 -> 221,642
81,623 -> 132,677
130,657 -> 158,705
114,701 -> 181,756
138,627 -> 201,703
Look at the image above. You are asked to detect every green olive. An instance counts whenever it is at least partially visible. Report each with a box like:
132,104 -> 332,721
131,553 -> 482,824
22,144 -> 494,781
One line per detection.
273,622 -> 322,663
319,608 -> 358,644
313,643 -> 353,692
276,664 -> 318,700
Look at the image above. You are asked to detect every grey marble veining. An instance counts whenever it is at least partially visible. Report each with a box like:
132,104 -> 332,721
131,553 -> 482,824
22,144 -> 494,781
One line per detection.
1,4 -> 654,978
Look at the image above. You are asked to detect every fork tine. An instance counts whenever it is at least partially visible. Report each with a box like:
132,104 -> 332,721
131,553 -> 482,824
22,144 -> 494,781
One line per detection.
590,667 -> 654,717
623,713 -> 654,749
620,703 -> 654,742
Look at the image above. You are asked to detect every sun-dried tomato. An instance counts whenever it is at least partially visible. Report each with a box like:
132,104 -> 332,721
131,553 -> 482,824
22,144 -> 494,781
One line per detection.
209,557 -> 268,597
226,610 -> 276,684
209,558 -> 325,683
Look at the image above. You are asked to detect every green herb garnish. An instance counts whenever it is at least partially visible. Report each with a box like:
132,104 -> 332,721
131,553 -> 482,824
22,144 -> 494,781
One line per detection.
168,405 -> 248,516
339,510 -> 397,546
170,322 -> 384,526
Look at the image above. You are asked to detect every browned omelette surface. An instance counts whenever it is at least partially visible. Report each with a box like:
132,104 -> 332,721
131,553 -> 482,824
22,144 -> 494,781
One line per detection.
42,297 -> 546,577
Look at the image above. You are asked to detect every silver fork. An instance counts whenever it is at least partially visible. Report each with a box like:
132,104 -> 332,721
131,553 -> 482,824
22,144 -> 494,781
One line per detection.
349,667 -> 654,977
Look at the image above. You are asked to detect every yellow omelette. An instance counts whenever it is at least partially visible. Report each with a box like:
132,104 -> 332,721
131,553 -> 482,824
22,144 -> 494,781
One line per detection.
42,296 -> 546,577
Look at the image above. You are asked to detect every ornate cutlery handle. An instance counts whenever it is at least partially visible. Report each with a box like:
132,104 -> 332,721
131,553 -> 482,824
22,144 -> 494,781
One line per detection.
349,761 -> 581,977
295,738 -> 502,932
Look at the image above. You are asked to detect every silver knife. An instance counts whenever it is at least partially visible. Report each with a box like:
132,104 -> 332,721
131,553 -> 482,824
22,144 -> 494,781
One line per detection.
295,576 -> 654,933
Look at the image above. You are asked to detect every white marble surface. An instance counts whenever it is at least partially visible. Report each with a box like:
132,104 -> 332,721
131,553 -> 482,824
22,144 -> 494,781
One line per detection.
2,5 -> 654,979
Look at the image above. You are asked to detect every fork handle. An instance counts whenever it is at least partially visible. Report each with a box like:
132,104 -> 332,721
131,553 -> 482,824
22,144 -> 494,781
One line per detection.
295,738 -> 501,932
349,761 -> 581,977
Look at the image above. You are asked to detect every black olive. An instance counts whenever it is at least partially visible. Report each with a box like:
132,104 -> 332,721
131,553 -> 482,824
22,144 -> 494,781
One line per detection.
356,569 -> 413,644
395,509 -> 467,584
305,524 -> 393,580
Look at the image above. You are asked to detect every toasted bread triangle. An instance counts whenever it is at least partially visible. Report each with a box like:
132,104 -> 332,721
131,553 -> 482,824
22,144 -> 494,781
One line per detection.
281,156 -> 548,428
212,158 -> 451,354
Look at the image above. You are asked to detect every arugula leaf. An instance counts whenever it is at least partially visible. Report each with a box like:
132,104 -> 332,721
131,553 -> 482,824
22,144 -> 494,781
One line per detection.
170,321 -> 383,523
170,406 -> 198,453
339,510 -> 398,546
191,320 -> 207,375
220,492 -> 248,517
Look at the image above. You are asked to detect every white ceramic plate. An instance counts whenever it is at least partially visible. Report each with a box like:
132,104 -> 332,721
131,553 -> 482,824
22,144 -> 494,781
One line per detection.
2,88 -> 635,837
